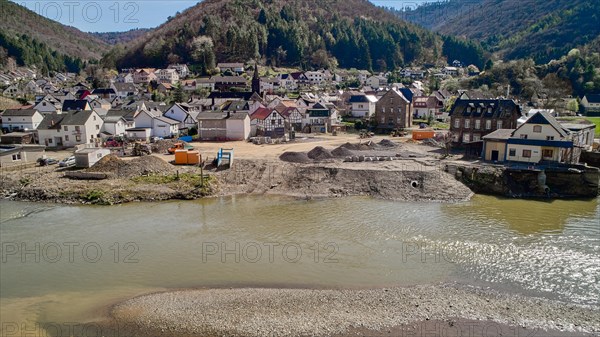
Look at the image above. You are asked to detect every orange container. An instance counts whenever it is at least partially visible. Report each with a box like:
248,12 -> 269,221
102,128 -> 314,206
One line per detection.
186,151 -> 200,165
174,150 -> 188,164
412,130 -> 435,140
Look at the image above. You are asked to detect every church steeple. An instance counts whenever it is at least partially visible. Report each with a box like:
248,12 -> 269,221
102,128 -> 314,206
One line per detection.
251,63 -> 260,95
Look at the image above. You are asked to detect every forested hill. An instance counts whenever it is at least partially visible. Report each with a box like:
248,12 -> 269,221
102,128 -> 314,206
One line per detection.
0,0 -> 108,73
101,0 -> 488,72
91,29 -> 153,45
396,0 -> 600,64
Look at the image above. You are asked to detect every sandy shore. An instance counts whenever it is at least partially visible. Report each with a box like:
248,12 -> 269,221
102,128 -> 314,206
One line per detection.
110,285 -> 600,337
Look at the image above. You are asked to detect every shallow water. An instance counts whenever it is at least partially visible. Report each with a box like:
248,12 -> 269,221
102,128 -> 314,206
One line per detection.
1,195 -> 598,331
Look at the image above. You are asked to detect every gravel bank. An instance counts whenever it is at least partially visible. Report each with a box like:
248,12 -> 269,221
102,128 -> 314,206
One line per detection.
112,285 -> 600,337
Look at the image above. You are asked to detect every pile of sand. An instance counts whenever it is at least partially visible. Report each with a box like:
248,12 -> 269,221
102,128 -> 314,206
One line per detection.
331,146 -> 354,157
377,139 -> 399,148
307,146 -> 334,160
279,152 -> 312,163
340,142 -> 375,151
88,155 -> 176,177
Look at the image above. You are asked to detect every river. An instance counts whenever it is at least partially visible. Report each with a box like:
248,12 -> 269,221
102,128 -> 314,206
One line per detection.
1,195 -> 599,332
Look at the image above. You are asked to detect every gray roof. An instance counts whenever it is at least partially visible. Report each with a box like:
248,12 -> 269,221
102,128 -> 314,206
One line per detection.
38,110 -> 95,130
155,116 -> 180,125
482,129 -> 515,140
113,82 -> 137,92
2,109 -> 40,117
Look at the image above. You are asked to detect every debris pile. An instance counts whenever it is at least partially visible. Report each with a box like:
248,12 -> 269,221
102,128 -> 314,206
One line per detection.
88,155 -> 176,177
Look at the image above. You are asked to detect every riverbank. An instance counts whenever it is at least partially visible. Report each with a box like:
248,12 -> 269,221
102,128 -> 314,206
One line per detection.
0,139 -> 474,204
110,285 -> 600,337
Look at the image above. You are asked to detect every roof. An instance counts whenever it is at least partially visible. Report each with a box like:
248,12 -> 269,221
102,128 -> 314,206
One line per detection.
208,92 -> 254,100
449,99 -> 522,119
217,63 -> 244,68
522,110 -> 568,138
92,88 -> 116,95
62,99 -> 89,111
102,115 -> 127,123
348,95 -> 370,103
584,94 -> 600,103
1,109 -> 40,117
560,123 -> 596,131
251,108 -> 275,120
38,110 -> 95,130
113,83 -> 137,92
482,129 -> 515,140
154,116 -> 179,125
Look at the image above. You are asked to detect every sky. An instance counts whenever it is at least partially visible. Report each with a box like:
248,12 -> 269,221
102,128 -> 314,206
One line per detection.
10,0 -> 429,33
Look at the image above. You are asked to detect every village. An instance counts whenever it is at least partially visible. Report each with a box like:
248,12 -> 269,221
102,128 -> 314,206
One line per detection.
0,61 -> 599,203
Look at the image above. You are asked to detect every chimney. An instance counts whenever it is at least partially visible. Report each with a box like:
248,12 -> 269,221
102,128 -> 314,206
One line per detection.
227,111 -> 231,119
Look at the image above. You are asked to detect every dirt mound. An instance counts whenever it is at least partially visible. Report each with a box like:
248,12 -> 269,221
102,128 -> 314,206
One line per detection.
307,146 -> 334,160
341,141 -> 375,151
151,139 -> 189,154
88,155 -> 176,177
279,152 -> 311,163
377,139 -> 399,148
331,146 -> 354,157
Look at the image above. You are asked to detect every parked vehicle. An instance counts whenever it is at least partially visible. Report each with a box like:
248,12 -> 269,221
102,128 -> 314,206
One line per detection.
168,142 -> 193,154
59,156 -> 76,167
37,157 -> 58,166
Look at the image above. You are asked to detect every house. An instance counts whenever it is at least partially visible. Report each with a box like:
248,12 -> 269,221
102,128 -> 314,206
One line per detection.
276,106 -> 303,131
62,99 -> 91,112
133,108 -> 179,138
207,92 -> 255,107
91,88 -> 117,100
279,74 -> 298,91
413,96 -> 439,119
111,82 -> 138,98
197,111 -> 251,141
163,103 -> 200,129
442,67 -> 459,77
34,95 -> 63,114
374,89 -> 412,130
105,109 -> 136,129
101,115 -> 128,137
3,85 -> 22,98
196,77 -> 216,91
23,80 -> 42,94
0,109 -> 44,131
304,102 -> 338,133
290,72 -> 310,89
305,71 -> 325,85
116,73 -> 134,83
74,148 -> 111,168
88,98 -> 112,112
450,99 -> 522,144
217,63 -> 245,73
168,64 -> 190,78
581,94 -> 600,116
482,111 -> 596,164
0,144 -> 46,167
357,70 -> 370,85
213,76 -> 247,91
155,69 -> 180,84
181,79 -> 199,92
37,110 -> 104,147
133,69 -> 157,84
366,75 -> 387,90
157,83 -> 173,94
348,94 -> 378,118
251,107 -> 287,137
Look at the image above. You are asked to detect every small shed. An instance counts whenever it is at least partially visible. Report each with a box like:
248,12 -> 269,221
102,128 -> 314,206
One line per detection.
125,128 -> 152,142
74,148 -> 111,168
0,132 -> 35,144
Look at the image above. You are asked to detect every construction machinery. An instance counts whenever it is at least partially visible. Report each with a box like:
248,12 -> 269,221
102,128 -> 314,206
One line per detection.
168,142 -> 194,154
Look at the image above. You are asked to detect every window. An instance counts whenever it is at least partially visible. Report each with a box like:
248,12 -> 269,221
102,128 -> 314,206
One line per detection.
11,154 -> 21,161
64,126 -> 68,131
547,136 -> 554,141
76,135 -> 81,142
7,118 -> 11,121
75,126 -> 80,132
522,149 -> 532,158
65,135 -> 69,141
454,118 -> 461,128
271,119 -> 276,125
520,134 -> 528,139
475,120 -> 481,129
533,125 -> 542,133
509,149 -> 516,156
467,107 -> 472,113
48,138 -> 53,144
542,149 -> 553,158
278,119 -> 282,125
93,116 -> 96,121
496,121 -> 503,129
485,120 -> 491,130
96,125 -> 100,130
463,133 -> 470,142
464,119 -> 470,128
473,134 -> 480,141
